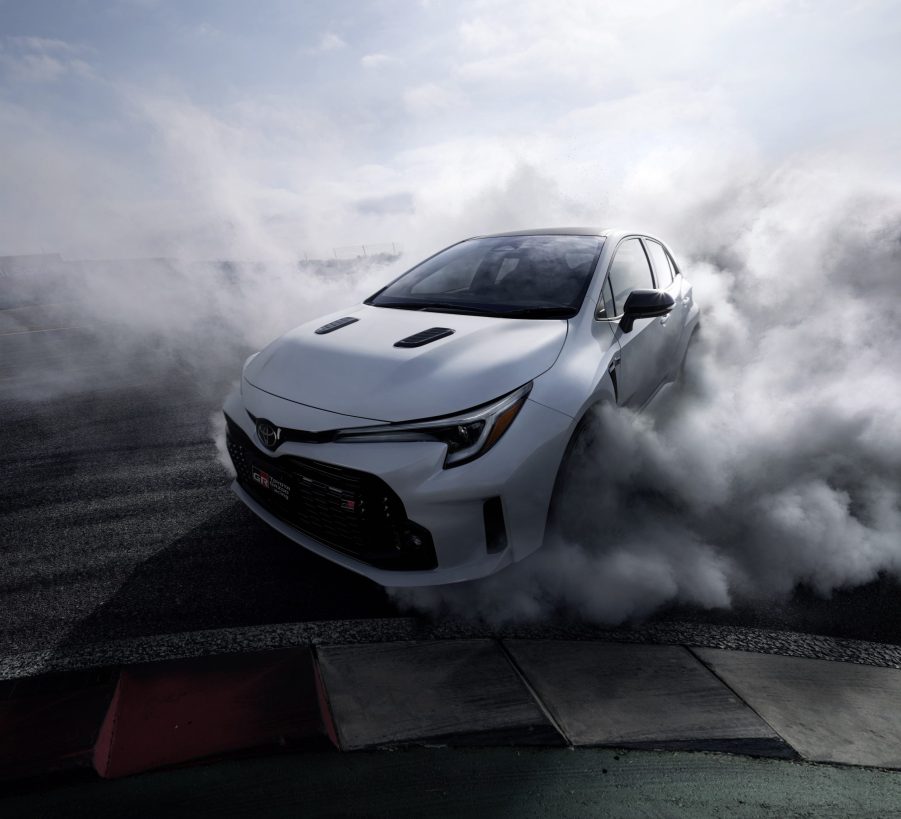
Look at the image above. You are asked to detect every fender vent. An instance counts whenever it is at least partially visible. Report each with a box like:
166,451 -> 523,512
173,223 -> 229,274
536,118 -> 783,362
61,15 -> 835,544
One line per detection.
394,327 -> 455,348
315,317 -> 359,335
483,497 -> 508,554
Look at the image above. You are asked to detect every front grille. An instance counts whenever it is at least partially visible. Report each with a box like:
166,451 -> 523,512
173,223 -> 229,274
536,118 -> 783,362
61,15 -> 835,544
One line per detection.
225,416 -> 437,571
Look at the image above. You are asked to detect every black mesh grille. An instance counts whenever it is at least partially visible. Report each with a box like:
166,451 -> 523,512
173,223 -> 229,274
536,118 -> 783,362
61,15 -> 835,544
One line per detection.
225,416 -> 437,571
394,327 -> 455,348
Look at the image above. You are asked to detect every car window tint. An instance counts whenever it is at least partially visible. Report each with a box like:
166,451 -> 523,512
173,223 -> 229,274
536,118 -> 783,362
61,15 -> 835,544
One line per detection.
607,239 -> 653,314
495,256 -> 519,282
409,254 -> 479,294
644,240 -> 673,287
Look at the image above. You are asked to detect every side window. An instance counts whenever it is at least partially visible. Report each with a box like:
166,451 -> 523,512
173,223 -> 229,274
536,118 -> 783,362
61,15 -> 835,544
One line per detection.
644,240 -> 674,287
597,277 -> 615,318
665,248 -> 680,278
607,239 -> 653,314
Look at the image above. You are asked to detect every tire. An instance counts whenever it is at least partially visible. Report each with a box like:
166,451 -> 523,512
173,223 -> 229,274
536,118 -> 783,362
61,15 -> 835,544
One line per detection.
545,405 -> 607,544
677,322 -> 701,381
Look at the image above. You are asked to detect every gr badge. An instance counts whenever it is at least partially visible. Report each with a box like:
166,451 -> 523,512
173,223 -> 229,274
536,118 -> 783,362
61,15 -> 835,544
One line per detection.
252,465 -> 290,501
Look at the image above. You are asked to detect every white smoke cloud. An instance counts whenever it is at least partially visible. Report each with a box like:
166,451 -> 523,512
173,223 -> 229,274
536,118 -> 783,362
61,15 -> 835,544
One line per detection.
392,157 -> 901,623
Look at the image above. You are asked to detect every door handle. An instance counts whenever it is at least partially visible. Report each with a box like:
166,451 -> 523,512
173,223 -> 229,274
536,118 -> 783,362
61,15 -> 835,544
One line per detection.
659,315 -> 669,325
608,353 -> 621,374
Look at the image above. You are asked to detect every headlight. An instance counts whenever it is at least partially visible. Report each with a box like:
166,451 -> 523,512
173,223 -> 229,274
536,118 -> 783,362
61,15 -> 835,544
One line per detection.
333,382 -> 532,467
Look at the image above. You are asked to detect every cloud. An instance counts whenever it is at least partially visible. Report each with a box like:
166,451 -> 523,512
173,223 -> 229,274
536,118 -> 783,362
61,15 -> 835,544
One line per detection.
403,82 -> 466,114
308,32 -> 347,53
194,22 -> 221,39
0,35 -> 93,83
0,1 -> 896,258
361,52 -> 398,69
7,36 -> 84,54
354,192 -> 415,215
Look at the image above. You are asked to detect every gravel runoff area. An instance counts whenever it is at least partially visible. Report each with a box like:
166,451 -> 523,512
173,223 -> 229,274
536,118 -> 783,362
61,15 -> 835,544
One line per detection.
4,617 -> 901,682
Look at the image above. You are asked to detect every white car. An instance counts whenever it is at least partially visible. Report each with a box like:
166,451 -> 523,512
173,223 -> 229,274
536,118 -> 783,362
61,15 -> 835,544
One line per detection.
223,228 -> 700,585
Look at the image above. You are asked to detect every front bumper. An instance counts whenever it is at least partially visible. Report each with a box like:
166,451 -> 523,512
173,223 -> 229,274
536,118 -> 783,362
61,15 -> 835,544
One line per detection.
223,386 -> 573,586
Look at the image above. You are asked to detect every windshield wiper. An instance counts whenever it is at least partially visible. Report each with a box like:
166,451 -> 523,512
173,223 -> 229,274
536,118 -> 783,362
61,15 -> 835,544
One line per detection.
373,301 -> 573,318
415,302 -> 490,315
375,300 -> 488,315
371,300 -> 429,311
416,302 -> 574,318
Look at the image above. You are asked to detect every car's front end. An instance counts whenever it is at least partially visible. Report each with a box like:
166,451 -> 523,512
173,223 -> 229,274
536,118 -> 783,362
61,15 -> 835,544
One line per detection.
223,374 -> 573,585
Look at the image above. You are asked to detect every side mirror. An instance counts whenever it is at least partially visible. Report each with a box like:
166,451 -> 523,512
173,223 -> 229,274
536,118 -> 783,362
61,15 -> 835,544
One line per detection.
620,289 -> 675,333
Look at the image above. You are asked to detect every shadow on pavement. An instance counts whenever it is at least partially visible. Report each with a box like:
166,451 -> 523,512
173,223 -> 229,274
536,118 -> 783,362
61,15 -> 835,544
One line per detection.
55,502 -> 397,650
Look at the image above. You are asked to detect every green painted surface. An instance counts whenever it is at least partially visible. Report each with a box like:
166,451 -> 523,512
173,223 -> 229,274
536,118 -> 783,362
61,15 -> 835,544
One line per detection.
4,747 -> 901,818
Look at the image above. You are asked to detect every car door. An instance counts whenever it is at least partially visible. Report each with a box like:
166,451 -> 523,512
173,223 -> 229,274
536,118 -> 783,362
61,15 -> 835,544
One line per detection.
642,238 -> 684,379
602,237 -> 668,408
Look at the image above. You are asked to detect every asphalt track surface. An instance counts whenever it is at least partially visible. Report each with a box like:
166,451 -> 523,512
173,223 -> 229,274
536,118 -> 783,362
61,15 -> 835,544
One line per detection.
3,303 -> 901,661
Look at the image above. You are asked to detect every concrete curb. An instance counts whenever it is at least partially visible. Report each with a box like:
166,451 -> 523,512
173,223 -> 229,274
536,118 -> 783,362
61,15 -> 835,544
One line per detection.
4,636 -> 901,783
92,649 -> 326,778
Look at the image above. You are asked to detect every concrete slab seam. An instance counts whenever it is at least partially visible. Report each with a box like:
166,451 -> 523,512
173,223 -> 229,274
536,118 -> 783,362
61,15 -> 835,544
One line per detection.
685,645 -> 798,760
496,639 -> 572,747
311,646 -> 340,751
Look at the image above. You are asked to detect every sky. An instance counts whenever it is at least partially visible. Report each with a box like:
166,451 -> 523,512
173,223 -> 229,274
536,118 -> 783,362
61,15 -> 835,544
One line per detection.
1,0 -> 900,259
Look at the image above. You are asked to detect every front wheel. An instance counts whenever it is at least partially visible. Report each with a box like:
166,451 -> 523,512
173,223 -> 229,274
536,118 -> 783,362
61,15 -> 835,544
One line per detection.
545,406 -> 608,544
676,322 -> 701,381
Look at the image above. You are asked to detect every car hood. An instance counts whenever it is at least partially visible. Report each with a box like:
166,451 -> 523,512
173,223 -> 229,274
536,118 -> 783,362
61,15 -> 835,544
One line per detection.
244,304 -> 568,422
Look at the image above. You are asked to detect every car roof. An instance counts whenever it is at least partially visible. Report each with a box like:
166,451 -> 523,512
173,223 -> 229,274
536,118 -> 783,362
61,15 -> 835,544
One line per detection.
472,226 -> 610,239
467,228 -> 674,249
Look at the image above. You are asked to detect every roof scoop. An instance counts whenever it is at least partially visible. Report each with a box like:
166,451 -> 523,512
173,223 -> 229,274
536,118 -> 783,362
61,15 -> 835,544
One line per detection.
315,317 -> 359,335
394,327 -> 455,348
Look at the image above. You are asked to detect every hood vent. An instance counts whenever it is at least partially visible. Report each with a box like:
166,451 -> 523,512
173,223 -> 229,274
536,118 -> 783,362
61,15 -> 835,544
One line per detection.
315,316 -> 359,335
394,327 -> 455,348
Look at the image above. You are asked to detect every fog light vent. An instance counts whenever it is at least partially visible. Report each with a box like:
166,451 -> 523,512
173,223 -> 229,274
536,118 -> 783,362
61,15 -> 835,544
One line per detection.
483,497 -> 508,554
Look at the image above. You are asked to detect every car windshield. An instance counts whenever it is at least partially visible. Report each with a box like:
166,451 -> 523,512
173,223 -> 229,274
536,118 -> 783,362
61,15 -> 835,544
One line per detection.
366,234 -> 604,319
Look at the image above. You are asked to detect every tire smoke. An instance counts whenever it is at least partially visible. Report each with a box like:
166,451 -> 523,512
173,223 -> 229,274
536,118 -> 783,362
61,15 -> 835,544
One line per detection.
391,163 -> 901,624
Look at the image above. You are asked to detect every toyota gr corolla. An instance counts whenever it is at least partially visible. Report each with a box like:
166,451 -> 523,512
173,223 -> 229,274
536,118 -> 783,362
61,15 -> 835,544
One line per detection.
223,228 -> 700,585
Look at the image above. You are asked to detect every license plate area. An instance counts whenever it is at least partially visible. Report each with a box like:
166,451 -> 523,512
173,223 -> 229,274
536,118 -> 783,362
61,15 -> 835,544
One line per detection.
251,461 -> 292,502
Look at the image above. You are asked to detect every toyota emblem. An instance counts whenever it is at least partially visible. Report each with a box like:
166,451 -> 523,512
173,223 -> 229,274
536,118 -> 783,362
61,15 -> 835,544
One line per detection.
256,419 -> 281,450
